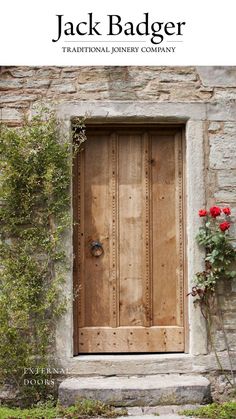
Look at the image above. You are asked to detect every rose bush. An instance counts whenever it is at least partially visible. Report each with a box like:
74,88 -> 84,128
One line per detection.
190,205 -> 236,388
190,206 -> 236,298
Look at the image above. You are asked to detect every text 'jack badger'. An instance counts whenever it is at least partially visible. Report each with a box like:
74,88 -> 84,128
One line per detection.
52,13 -> 186,45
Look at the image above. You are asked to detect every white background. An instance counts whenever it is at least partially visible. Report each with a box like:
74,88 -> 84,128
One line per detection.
0,0 -> 235,65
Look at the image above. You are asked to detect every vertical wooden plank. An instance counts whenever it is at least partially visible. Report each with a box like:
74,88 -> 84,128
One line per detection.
118,133 -> 147,326
82,133 -> 112,327
78,148 -> 85,328
152,133 -> 180,326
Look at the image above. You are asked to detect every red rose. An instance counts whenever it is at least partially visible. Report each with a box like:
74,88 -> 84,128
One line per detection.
219,221 -> 230,232
223,207 -> 231,215
209,206 -> 221,218
199,209 -> 208,217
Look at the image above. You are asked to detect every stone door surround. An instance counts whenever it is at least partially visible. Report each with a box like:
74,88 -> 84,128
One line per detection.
55,101 -> 208,365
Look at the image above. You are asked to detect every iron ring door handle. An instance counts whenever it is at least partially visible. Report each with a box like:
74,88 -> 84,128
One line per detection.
90,241 -> 104,257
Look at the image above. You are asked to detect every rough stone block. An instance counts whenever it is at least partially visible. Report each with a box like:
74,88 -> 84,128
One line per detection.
194,352 -> 236,372
207,102 -> 236,121
36,67 -> 62,77
217,171 -> 236,188
214,330 -> 236,351
58,375 -> 211,407
159,72 -> 197,82
50,82 -> 77,93
214,88 -> 236,101
25,79 -> 51,89
9,68 -> 35,78
168,85 -> 212,101
219,311 -> 236,328
0,108 -> 22,122
214,190 -> 236,203
77,81 -> 109,92
209,135 -> 236,169
223,122 -> 236,134
61,71 -> 79,78
0,79 -> 24,90
0,94 -> 38,104
139,404 -> 202,416
218,295 -> 236,311
208,122 -> 222,133
197,67 -> 236,87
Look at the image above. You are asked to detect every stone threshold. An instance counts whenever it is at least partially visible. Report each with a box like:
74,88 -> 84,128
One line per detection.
61,354 -> 195,376
58,351 -> 236,376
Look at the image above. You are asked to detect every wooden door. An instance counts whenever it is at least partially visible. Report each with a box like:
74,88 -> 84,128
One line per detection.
73,126 -> 185,354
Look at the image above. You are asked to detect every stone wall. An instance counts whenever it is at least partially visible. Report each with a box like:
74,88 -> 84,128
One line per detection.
1,66 -> 236,381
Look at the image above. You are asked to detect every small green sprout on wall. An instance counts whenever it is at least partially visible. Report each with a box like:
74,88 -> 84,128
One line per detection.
0,108 -> 85,405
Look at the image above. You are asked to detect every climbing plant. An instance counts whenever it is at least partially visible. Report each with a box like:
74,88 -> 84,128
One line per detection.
189,206 -> 236,388
0,108 -> 86,405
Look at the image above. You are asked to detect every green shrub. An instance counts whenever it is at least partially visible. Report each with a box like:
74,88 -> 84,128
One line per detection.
0,399 -> 127,418
0,109 -> 85,404
181,401 -> 236,419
